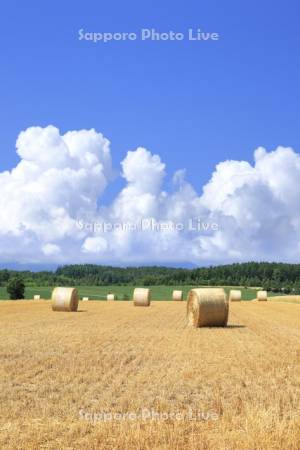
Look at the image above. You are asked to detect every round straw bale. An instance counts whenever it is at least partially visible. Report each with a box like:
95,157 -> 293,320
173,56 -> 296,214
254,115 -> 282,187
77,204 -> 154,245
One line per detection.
257,290 -> 268,301
51,287 -> 79,312
187,288 -> 229,327
229,289 -> 241,302
133,288 -> 151,306
33,295 -> 40,300
82,297 -> 89,301
107,294 -> 115,301
172,290 -> 183,301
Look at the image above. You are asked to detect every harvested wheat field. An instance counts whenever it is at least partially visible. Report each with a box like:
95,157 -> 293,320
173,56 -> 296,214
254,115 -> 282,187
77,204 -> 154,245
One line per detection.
269,295 -> 300,304
0,300 -> 299,450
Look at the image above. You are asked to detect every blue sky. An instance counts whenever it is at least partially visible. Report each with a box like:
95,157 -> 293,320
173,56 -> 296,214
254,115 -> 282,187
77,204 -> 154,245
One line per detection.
1,0 -> 300,267
1,0 -> 300,195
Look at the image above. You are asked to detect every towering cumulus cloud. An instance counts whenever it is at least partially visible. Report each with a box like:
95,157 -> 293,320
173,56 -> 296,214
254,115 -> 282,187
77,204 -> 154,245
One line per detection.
0,125 -> 299,265
0,126 -> 112,262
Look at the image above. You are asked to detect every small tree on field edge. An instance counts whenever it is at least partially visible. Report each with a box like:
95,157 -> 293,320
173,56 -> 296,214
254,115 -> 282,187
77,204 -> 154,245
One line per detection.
7,277 -> 25,300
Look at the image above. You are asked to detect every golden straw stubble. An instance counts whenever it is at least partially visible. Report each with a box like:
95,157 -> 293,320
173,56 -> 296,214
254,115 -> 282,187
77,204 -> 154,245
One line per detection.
51,287 -> 79,312
133,288 -> 151,306
187,288 -> 229,327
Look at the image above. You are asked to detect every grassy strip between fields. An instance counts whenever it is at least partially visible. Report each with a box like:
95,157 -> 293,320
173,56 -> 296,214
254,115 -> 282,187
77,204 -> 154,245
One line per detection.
0,285 -> 284,301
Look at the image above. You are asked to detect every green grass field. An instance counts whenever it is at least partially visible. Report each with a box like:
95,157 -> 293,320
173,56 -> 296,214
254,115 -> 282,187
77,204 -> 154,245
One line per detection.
0,285 -> 283,301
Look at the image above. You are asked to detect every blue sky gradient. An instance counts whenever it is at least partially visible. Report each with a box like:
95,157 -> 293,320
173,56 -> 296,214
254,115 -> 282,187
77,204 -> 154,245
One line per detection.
1,0 -> 300,199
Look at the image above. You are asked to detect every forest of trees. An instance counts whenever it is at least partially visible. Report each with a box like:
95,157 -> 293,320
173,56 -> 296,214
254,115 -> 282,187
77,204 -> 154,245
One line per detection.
1,262 -> 300,293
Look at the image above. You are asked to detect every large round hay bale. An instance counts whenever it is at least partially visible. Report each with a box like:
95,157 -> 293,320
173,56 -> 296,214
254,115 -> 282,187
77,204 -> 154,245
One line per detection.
229,289 -> 241,302
51,287 -> 79,312
107,294 -> 115,301
187,288 -> 229,327
257,290 -> 267,301
133,288 -> 151,306
82,297 -> 89,302
33,295 -> 40,300
172,290 -> 183,301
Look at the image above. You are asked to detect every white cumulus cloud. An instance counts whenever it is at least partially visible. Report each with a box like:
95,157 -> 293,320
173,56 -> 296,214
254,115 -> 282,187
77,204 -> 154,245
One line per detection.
42,243 -> 61,256
0,125 -> 113,263
82,236 -> 108,254
0,125 -> 299,265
